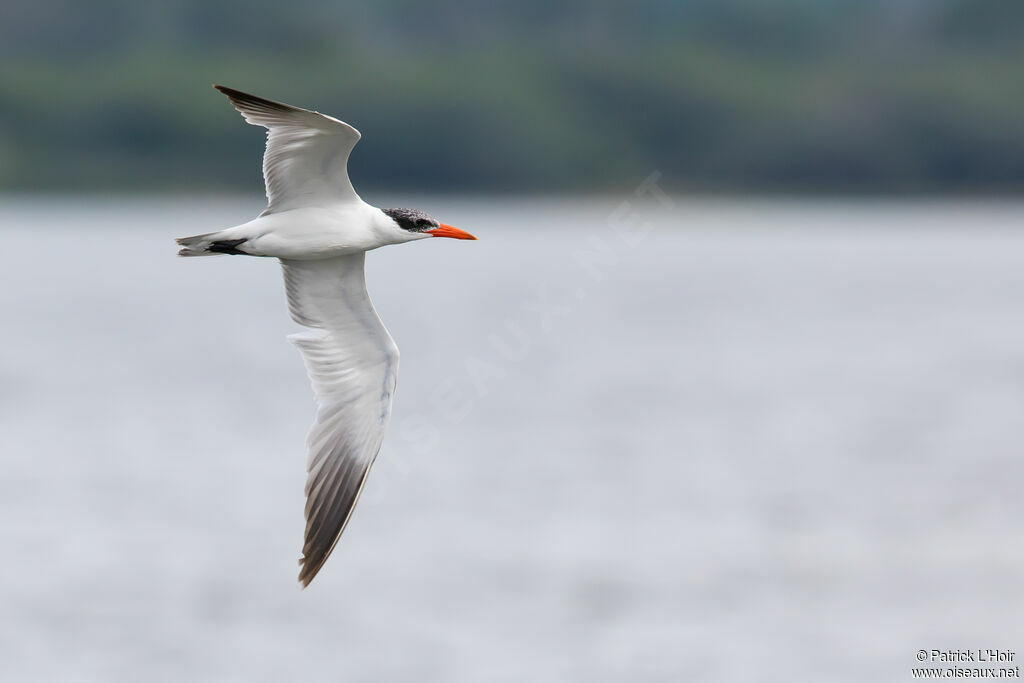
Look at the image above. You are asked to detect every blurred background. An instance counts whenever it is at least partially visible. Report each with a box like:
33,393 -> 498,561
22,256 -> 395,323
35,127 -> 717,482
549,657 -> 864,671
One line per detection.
1,0 -> 1023,194
1,2 -> 1023,682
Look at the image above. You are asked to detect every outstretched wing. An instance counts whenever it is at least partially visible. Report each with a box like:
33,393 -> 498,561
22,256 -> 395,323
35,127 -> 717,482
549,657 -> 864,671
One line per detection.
280,254 -> 399,586
214,85 -> 362,214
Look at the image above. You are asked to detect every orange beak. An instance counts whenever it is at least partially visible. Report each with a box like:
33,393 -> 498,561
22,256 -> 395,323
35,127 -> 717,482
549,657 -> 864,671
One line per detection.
426,223 -> 477,240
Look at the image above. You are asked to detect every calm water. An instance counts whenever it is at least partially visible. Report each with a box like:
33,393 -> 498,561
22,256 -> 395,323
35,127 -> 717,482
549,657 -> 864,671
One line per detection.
1,197 -> 1023,682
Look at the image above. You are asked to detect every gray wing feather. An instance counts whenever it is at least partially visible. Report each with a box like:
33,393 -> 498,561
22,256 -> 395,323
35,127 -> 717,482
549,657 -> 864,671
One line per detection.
214,85 -> 362,213
280,254 -> 398,586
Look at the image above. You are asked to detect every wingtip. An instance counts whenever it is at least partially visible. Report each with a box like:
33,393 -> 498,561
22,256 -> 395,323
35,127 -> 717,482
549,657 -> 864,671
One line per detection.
212,84 -> 242,99
297,558 -> 319,588
212,84 -> 301,116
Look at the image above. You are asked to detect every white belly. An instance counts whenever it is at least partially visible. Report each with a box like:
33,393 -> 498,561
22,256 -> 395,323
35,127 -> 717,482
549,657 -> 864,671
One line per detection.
233,204 -> 384,259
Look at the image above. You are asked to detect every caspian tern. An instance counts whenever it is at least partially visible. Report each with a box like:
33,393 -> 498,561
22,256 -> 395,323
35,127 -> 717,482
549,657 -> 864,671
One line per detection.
177,85 -> 476,587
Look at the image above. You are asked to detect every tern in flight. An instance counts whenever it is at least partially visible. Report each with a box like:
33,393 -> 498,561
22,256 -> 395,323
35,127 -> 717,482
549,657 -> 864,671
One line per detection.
177,86 -> 476,586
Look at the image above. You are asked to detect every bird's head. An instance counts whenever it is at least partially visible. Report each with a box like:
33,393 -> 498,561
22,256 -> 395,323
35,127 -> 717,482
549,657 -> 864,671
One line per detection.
380,207 -> 476,244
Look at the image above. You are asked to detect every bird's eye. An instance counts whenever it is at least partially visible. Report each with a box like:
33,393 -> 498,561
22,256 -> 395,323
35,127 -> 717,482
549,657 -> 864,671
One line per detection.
415,219 -> 431,228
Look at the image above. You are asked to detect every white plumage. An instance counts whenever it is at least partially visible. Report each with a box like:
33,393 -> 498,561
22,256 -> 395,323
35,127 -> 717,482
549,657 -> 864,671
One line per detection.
177,85 -> 475,586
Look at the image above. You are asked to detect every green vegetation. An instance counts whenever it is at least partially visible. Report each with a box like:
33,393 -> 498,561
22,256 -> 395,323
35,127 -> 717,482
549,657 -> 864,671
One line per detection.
1,0 -> 1022,193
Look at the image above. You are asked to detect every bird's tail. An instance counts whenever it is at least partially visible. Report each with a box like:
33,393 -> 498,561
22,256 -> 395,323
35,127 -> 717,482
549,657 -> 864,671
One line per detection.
176,232 -> 248,257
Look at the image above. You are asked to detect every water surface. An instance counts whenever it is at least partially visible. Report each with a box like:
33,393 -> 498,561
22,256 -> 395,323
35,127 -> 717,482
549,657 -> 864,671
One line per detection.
1,197 -> 1023,681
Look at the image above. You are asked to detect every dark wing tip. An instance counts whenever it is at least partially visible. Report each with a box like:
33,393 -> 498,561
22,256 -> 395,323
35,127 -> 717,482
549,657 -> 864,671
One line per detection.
297,556 -> 321,588
298,540 -> 338,588
296,520 -> 344,588
213,84 -> 302,116
295,464 -> 375,588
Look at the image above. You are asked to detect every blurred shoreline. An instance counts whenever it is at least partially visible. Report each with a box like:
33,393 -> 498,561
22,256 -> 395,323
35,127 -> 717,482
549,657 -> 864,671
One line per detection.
2,2 -> 1022,194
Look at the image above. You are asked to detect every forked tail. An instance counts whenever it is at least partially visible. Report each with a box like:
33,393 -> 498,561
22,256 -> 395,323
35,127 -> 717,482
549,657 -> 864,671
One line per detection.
176,232 -> 249,256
